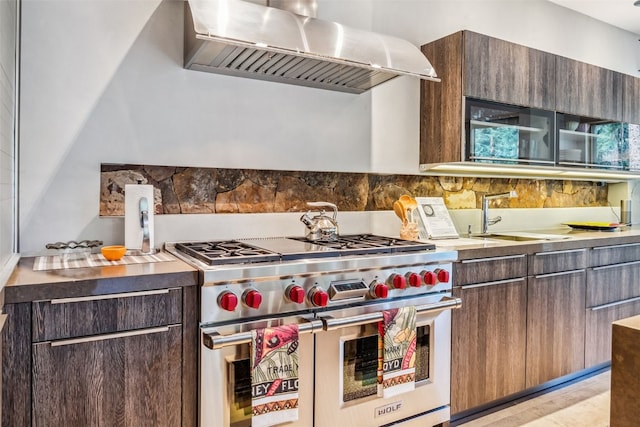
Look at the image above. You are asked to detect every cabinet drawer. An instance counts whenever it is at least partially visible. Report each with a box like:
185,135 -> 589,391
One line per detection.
590,243 -> 640,267
586,261 -> 640,307
455,254 -> 527,286
32,324 -> 182,426
585,296 -> 640,368
529,249 -> 587,275
32,288 -> 182,342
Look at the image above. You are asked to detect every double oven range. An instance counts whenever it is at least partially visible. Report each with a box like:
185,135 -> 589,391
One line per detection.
165,234 -> 459,427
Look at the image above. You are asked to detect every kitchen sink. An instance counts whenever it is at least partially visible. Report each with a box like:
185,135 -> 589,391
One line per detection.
471,232 -> 572,242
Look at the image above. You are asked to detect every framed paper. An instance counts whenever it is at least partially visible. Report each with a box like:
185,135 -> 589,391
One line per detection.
415,197 -> 459,240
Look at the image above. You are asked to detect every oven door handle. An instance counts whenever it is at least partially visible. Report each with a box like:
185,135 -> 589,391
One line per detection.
321,296 -> 462,331
202,318 -> 324,350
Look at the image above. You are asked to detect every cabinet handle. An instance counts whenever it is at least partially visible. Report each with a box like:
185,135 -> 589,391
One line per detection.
533,248 -> 586,256
49,288 -> 174,304
322,296 -> 462,331
534,269 -> 585,279
592,260 -> 640,271
593,243 -> 640,251
48,326 -> 174,347
460,277 -> 526,290
202,319 -> 324,350
590,296 -> 640,311
461,254 -> 525,264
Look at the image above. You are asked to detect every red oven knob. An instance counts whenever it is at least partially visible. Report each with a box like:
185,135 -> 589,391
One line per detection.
218,291 -> 238,312
406,272 -> 422,287
388,273 -> 406,289
436,268 -> 450,283
309,288 -> 329,307
422,270 -> 437,286
286,285 -> 306,304
243,289 -> 262,309
370,282 -> 389,299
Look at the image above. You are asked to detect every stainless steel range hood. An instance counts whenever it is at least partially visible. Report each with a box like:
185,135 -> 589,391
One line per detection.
184,0 -> 440,94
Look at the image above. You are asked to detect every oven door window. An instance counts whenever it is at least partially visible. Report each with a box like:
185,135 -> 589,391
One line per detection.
229,349 -> 252,427
342,324 -> 431,403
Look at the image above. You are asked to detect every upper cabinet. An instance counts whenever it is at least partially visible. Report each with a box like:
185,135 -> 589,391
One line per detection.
420,31 -> 465,164
623,74 -> 640,125
464,31 -> 556,110
555,57 -> 623,121
420,31 -> 555,165
420,30 -> 640,171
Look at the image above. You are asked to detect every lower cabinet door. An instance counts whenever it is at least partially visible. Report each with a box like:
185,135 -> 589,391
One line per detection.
586,297 -> 640,368
451,278 -> 527,414
32,325 -> 182,427
526,270 -> 586,388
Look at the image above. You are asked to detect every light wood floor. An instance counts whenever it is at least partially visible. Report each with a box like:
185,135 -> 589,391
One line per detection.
457,370 -> 611,427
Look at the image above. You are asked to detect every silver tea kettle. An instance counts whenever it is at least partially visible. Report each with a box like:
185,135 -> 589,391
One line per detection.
300,202 -> 339,241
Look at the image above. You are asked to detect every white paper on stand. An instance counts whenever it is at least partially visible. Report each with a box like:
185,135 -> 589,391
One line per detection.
415,197 -> 459,240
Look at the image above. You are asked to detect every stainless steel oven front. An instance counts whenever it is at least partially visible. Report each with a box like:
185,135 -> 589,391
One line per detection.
165,237 -> 459,427
314,293 -> 459,427
200,316 -> 323,427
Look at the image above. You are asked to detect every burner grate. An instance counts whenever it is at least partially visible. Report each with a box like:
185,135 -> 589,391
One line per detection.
290,234 -> 435,254
175,240 -> 281,265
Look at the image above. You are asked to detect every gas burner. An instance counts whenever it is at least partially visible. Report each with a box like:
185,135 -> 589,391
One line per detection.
291,234 -> 435,254
171,234 -> 436,268
175,241 -> 281,266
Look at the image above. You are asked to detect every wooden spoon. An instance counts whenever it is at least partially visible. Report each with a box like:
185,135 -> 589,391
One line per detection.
399,195 -> 418,223
393,200 -> 408,225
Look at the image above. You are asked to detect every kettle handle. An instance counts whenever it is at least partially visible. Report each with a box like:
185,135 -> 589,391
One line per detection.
306,202 -> 338,220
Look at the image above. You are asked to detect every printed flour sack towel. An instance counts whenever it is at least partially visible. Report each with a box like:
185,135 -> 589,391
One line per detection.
251,324 -> 299,427
378,306 -> 417,398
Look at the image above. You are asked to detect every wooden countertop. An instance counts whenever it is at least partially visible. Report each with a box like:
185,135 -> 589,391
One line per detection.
3,253 -> 198,304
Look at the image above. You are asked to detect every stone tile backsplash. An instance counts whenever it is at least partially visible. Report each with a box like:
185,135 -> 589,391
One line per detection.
100,164 -> 608,216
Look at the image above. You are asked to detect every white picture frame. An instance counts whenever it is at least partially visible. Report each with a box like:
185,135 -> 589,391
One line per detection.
415,197 -> 459,240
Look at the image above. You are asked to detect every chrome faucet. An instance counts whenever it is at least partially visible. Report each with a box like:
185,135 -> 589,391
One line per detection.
481,191 -> 517,234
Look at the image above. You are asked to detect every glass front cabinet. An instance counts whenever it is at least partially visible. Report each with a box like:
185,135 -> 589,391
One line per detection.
557,114 -> 626,170
466,99 -> 555,166
465,97 -> 640,172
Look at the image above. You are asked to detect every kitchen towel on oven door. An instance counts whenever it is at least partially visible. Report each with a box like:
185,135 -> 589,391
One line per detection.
378,306 -> 417,398
251,324 -> 299,427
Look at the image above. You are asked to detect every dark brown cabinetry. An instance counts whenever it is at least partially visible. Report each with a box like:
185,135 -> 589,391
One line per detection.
420,31 -> 555,165
32,325 -> 182,426
525,249 -> 587,388
452,248 -> 592,417
528,248 -> 587,275
555,57 -> 623,121
526,269 -> 586,387
585,243 -> 640,368
451,255 -> 527,414
623,74 -> 640,124
464,32 -> 555,110
420,30 -> 640,171
31,289 -> 183,427
451,278 -> 527,414
2,286 -> 198,427
586,297 -> 640,367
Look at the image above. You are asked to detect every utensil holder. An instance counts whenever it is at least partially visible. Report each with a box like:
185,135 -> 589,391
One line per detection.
400,221 -> 419,241
621,199 -> 632,225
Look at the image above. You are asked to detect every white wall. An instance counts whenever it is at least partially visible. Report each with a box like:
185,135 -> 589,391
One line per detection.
18,0 -> 640,255
1,0 -> 19,279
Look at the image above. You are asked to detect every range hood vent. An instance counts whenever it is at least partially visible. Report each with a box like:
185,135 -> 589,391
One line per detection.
184,0 -> 440,94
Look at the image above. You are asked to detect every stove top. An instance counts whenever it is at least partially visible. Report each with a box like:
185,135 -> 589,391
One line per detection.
174,240 -> 281,266
290,234 -> 436,255
172,234 -> 436,266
